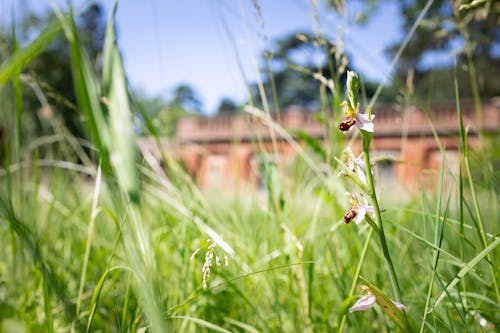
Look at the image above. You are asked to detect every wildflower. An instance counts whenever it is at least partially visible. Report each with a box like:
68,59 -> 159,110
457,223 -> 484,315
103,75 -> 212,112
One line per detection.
343,194 -> 374,224
193,238 -> 229,289
339,148 -> 367,176
339,71 -> 374,132
338,102 -> 375,133
350,286 -> 406,313
349,294 -> 376,312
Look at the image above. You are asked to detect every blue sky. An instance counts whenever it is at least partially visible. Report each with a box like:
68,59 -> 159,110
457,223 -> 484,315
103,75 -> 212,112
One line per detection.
1,0 -> 403,113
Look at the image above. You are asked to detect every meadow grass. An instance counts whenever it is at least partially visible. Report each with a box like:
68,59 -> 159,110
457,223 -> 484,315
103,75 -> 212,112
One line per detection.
0,2 -> 499,333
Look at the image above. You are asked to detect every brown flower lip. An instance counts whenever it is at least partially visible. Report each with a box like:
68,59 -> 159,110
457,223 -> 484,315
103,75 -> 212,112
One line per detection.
339,117 -> 356,132
343,208 -> 358,224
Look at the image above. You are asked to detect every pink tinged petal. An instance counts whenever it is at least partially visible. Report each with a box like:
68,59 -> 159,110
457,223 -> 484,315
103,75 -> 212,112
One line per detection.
353,157 -> 366,172
354,206 -> 367,224
357,113 -> 375,132
355,204 -> 374,224
360,204 -> 374,214
392,300 -> 407,310
350,295 -> 377,312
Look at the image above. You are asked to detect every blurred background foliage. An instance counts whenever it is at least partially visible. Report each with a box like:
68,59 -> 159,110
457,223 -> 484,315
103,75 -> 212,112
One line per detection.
0,0 -> 498,144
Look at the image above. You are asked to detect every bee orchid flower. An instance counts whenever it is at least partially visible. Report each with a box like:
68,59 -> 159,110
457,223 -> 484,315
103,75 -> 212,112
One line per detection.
350,295 -> 407,312
339,148 -> 367,176
339,102 -> 375,133
350,287 -> 407,313
343,194 -> 374,224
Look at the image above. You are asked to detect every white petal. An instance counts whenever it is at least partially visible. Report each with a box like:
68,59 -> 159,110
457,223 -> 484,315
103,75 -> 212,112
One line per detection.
350,295 -> 377,312
353,157 -> 366,172
357,113 -> 375,132
354,206 -> 367,224
391,300 -> 407,310
359,204 -> 375,214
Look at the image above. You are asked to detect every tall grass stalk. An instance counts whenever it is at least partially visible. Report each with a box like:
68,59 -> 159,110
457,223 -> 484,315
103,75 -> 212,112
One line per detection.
454,61 -> 500,304
420,149 -> 450,332
74,164 -> 102,322
11,19 -> 23,160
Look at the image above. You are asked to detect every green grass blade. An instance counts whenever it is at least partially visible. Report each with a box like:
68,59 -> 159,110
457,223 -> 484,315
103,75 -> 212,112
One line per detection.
431,236 -> 500,309
0,20 -> 62,88
76,164 -> 103,322
453,59 -> 500,303
101,3 -> 140,202
170,315 -> 232,333
11,19 -> 23,158
41,265 -> 54,333
420,148 -> 450,331
86,266 -> 130,333
56,6 -> 111,169
224,318 -> 260,333
337,228 -> 374,332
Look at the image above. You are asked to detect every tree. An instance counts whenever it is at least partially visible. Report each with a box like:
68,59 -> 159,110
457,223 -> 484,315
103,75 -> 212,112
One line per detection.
250,31 -> 351,110
216,97 -> 239,114
137,83 -> 203,138
1,3 -> 106,145
386,0 -> 500,100
170,83 -> 203,113
249,30 -> 389,110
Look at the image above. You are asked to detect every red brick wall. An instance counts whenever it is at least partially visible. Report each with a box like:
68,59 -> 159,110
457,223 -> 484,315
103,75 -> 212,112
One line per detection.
136,102 -> 499,191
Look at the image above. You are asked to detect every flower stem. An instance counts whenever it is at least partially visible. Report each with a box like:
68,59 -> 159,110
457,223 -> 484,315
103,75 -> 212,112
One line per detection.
337,227 -> 374,333
361,133 -> 403,303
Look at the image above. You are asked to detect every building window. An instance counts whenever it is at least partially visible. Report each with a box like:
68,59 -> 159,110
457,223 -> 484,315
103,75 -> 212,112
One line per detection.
373,150 -> 398,184
204,155 -> 227,187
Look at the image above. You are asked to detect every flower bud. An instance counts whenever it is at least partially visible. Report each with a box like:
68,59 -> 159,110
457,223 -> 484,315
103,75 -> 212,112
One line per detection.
347,71 -> 360,104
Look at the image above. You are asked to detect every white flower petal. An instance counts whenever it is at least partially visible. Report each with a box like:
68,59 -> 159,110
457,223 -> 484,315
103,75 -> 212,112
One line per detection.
353,158 -> 367,174
350,295 -> 377,312
359,203 -> 375,214
354,206 -> 367,224
391,300 -> 407,310
357,113 -> 375,132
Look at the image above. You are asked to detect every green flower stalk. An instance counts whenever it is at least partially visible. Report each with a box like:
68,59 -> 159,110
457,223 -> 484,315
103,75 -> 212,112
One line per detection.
339,71 -> 409,329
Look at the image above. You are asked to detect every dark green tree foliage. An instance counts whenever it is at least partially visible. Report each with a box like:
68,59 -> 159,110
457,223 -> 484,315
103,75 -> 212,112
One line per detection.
387,0 -> 500,100
17,3 -> 106,141
136,83 -> 203,138
170,83 -> 203,113
251,31 -> 350,110
216,97 -> 240,114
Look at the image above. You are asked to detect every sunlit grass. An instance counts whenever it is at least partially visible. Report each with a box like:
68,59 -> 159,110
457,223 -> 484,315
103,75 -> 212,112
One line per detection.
0,2 -> 499,333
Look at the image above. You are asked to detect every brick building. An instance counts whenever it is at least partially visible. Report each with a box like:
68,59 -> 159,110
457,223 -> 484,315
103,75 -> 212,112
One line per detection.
137,101 -> 499,191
